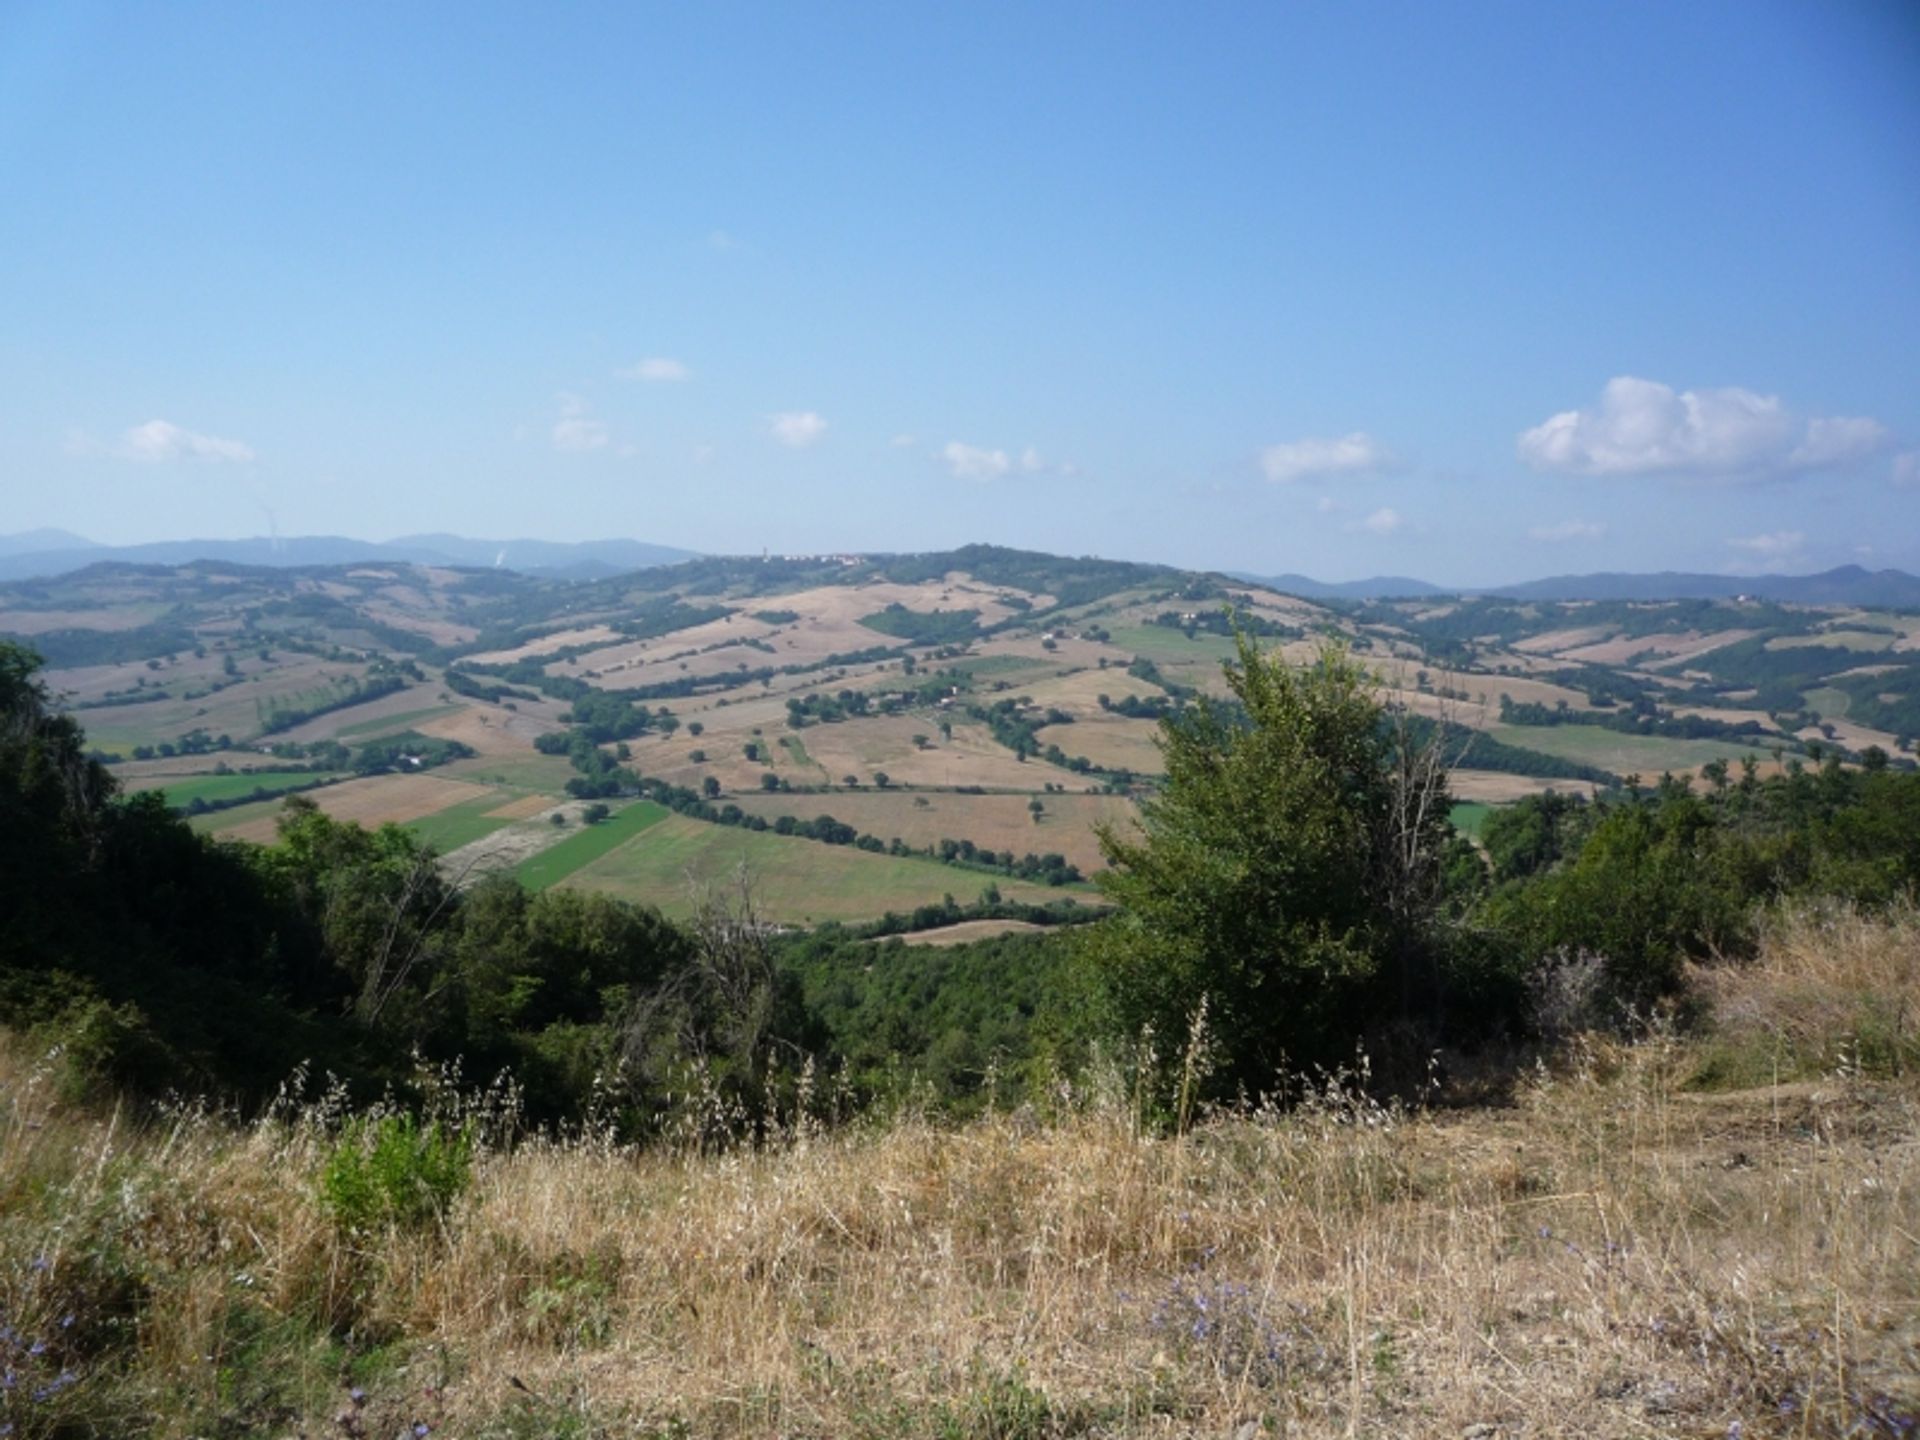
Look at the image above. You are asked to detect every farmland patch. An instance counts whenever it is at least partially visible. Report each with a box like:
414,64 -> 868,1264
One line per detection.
559,813 -> 1068,923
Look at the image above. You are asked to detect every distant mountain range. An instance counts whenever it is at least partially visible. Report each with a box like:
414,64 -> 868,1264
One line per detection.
1480,565 -> 1920,607
0,531 -> 699,582
1233,564 -> 1920,608
1229,572 -> 1450,600
4,532 -> 1915,608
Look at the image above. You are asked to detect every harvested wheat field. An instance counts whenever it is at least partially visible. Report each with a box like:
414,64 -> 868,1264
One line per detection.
1446,770 -> 1600,803
1036,716 -> 1167,774
2,907 -> 1915,1438
887,917 -> 1051,945
414,699 -> 567,755
485,792 -> 558,820
733,789 -> 1135,872
210,771 -> 494,842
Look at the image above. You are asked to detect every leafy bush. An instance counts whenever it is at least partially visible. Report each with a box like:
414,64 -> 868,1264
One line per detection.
319,1113 -> 473,1234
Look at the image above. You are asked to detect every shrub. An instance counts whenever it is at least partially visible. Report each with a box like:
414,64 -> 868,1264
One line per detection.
319,1113 -> 473,1234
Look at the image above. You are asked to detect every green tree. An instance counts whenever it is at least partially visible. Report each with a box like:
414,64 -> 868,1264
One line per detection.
1085,636 -> 1451,1098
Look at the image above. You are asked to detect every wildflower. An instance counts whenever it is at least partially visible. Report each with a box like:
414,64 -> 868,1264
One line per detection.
413,1424 -> 431,1437
349,1386 -> 367,1403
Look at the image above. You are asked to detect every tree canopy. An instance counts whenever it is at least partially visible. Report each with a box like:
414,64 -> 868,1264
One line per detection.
1086,635 -> 1453,1098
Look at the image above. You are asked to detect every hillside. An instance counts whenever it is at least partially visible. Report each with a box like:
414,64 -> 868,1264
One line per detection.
1,906 -> 1913,1438
2,544 -> 1915,930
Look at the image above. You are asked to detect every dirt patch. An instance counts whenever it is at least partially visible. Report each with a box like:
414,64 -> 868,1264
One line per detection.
415,701 -> 563,756
485,793 -> 558,820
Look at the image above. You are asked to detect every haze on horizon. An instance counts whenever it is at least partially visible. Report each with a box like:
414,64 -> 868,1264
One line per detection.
2,1 -> 1915,586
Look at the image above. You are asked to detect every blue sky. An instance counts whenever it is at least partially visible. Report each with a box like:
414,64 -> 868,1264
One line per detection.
2,1 -> 1915,583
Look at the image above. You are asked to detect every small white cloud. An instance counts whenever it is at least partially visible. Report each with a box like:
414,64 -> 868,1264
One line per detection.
942,441 -> 1011,481
80,419 -> 256,463
692,443 -> 715,466
1519,376 -> 1888,480
1726,530 -> 1806,560
770,411 -> 827,448
1315,495 -> 1342,515
552,394 -> 609,453
1359,506 -> 1404,536
1893,450 -> 1920,488
1261,431 -> 1391,484
890,433 -> 917,448
1528,519 -> 1607,542
1019,446 -> 1045,473
618,357 -> 689,383
708,229 -> 741,251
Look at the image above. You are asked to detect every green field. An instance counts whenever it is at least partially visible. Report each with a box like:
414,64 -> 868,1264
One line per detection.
946,654 -> 1056,678
160,769 -> 338,808
442,753 -> 577,792
1488,724 -> 1774,778
333,702 -> 464,739
1449,801 -> 1491,838
514,801 -> 673,890
404,792 -> 516,854
777,734 -> 827,778
1768,631 -> 1896,653
559,812 -> 1079,923
1802,686 -> 1850,719
1106,625 -> 1243,668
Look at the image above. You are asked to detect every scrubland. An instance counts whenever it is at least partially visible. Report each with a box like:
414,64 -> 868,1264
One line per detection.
3,907 -> 1915,1439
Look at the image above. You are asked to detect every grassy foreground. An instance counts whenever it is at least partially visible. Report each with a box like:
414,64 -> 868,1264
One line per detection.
2,910 -> 1916,1439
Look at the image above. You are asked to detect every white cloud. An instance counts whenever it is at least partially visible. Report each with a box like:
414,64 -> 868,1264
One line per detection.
1316,496 -> 1342,515
1519,376 -> 1889,480
1528,519 -> 1607,542
708,229 -> 741,251
1260,431 -> 1391,484
1359,506 -> 1404,536
82,419 -> 256,463
552,394 -> 609,453
1893,450 -> 1920,488
770,411 -> 827,449
618,357 -> 689,383
890,433 -> 917,448
942,441 -> 1011,481
1726,530 -> 1806,560
940,440 -> 1077,480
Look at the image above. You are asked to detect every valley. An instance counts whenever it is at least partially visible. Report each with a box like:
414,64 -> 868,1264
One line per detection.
5,545 -> 1915,928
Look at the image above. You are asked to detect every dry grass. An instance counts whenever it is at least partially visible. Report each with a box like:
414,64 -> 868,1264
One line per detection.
3,923 -> 1918,1437
1693,901 -> 1920,1085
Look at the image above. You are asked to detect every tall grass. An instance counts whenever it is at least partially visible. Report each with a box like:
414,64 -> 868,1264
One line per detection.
2,918 -> 1917,1437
